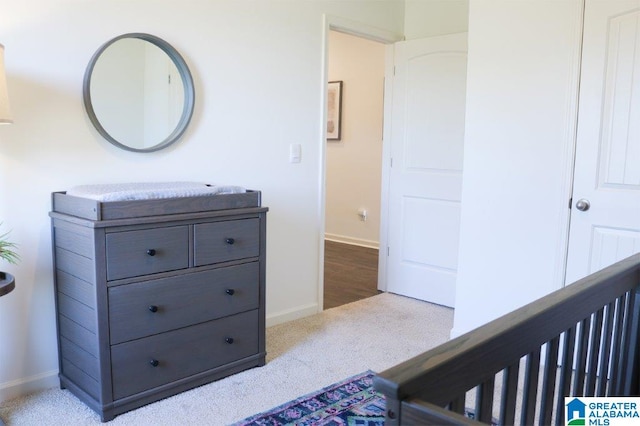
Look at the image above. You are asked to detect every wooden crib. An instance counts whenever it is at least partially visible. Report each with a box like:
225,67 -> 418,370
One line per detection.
374,253 -> 640,425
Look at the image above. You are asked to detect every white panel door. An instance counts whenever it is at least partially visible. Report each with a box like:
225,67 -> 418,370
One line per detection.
386,33 -> 467,307
565,0 -> 640,284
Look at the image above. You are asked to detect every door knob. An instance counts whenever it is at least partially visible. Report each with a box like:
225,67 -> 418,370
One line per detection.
575,199 -> 590,211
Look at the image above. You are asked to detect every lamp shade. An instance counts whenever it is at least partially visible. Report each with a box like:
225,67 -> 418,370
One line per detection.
0,43 -> 13,124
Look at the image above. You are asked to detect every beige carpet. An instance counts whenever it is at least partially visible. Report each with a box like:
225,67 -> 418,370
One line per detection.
0,293 -> 454,425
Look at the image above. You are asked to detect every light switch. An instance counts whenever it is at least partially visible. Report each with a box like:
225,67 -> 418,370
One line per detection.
289,144 -> 301,163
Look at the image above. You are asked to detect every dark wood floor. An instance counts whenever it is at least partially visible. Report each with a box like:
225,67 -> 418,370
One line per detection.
323,240 -> 380,310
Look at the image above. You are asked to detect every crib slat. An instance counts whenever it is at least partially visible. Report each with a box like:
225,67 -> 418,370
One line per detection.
539,336 -> 560,426
617,290 -> 634,395
555,326 -> 576,426
596,302 -> 615,396
449,394 -> 466,415
521,349 -> 541,426
500,361 -> 520,426
573,317 -> 591,395
620,290 -> 640,396
585,308 -> 604,396
476,378 -> 494,424
614,292 -> 633,396
609,294 -> 627,396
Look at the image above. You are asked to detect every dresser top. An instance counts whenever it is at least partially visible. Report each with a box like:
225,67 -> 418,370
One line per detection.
50,189 -> 264,224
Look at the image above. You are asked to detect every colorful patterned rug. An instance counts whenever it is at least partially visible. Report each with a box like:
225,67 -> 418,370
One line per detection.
233,371 -> 497,426
233,370 -> 384,426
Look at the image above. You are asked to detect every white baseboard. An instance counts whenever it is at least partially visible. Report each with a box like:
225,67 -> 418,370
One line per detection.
0,369 -> 59,403
324,234 -> 379,249
266,303 -> 319,327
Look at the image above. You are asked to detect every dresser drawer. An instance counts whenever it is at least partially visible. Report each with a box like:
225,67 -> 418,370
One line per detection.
111,310 -> 259,400
106,226 -> 189,280
108,262 -> 260,344
194,219 -> 260,266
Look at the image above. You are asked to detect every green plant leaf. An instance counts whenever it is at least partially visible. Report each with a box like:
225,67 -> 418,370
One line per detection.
0,226 -> 20,265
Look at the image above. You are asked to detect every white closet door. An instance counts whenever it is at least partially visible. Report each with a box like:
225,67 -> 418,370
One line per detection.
565,0 -> 640,284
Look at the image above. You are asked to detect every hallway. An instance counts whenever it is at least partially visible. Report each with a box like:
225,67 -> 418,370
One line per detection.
323,240 -> 380,310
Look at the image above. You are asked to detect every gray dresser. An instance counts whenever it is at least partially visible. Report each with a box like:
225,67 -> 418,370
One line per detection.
49,190 -> 267,421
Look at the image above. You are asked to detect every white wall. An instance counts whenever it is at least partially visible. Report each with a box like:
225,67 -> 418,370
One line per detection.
325,31 -> 385,248
404,0 -> 468,40
0,0 -> 404,401
452,0 -> 584,337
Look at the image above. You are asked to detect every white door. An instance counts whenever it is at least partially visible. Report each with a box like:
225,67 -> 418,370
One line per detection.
565,0 -> 640,284
386,33 -> 467,307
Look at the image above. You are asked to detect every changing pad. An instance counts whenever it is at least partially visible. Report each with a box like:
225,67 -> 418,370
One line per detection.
66,182 -> 246,202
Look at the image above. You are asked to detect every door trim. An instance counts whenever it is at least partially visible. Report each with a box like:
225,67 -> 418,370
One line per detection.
560,0 -> 586,287
378,43 -> 395,293
319,15 -> 402,310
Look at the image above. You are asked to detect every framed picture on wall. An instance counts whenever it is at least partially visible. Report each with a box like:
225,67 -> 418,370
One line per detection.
327,81 -> 343,141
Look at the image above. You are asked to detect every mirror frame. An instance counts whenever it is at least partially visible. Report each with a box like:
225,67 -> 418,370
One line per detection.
83,33 -> 195,153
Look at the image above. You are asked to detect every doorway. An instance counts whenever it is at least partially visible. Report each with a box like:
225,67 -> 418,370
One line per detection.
322,29 -> 387,309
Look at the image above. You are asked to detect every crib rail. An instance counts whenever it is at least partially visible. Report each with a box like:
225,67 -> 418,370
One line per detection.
374,253 -> 640,425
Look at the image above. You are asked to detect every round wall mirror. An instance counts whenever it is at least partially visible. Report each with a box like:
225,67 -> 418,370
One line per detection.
83,33 -> 195,152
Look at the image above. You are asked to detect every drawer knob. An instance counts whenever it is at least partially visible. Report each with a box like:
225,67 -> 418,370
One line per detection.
225,238 -> 235,245
146,249 -> 157,256
225,289 -> 235,296
149,359 -> 159,367
148,305 -> 158,313
225,337 -> 234,344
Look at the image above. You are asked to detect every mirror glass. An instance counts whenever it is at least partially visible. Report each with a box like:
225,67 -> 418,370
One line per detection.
83,33 -> 195,152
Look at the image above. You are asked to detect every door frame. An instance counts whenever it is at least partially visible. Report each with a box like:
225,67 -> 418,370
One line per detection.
560,0 -> 586,287
318,15 -> 402,310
